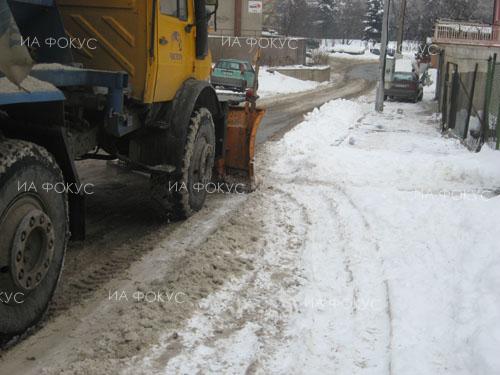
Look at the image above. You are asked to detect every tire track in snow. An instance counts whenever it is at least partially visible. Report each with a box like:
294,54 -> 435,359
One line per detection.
327,186 -> 393,373
263,173 -> 394,374
126,188 -> 309,374
328,183 -> 394,375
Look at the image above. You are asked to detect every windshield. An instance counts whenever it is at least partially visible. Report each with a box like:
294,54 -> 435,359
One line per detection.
393,73 -> 415,81
216,61 -> 241,70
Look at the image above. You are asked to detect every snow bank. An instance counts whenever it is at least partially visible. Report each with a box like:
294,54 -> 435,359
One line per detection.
330,50 -> 380,60
266,95 -> 500,374
332,44 -> 366,55
258,68 -> 325,98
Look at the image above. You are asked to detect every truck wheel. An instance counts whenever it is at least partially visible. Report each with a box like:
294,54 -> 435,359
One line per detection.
0,140 -> 68,339
152,108 -> 215,219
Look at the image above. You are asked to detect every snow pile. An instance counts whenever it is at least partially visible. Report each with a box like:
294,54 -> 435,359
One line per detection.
265,96 -> 500,374
272,64 -> 330,70
331,49 -> 380,60
258,68 -> 325,98
332,44 -> 366,55
0,76 -> 58,94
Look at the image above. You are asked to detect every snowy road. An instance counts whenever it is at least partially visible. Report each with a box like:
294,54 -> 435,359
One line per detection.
134,84 -> 500,374
129,85 -> 500,374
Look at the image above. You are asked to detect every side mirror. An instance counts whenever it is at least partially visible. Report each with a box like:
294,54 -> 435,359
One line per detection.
195,0 -> 218,59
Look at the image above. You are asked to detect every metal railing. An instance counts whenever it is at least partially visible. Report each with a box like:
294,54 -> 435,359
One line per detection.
434,20 -> 500,46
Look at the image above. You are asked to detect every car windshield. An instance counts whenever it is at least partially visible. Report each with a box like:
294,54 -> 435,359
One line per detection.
217,61 -> 241,71
394,72 -> 415,81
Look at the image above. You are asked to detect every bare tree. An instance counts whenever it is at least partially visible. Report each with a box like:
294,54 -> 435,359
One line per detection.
277,0 -> 311,36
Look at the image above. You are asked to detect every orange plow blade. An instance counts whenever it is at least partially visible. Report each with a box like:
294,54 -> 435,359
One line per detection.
216,105 -> 266,191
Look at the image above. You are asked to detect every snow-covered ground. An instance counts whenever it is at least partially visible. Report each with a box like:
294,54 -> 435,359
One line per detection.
320,39 -> 421,62
8,63 -> 499,375
258,88 -> 500,375
330,50 -> 380,60
258,67 -> 327,98
127,72 -> 500,374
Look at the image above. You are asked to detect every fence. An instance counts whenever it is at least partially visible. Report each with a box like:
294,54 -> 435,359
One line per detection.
440,54 -> 500,151
483,55 -> 500,149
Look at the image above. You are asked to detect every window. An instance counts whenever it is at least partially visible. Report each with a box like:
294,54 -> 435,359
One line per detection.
160,0 -> 188,20
216,61 -> 241,71
393,73 -> 415,82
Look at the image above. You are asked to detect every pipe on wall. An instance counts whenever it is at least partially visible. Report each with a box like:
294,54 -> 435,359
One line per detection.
495,0 -> 500,25
234,0 -> 242,37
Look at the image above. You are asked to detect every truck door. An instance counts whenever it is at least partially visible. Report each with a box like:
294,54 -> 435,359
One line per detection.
155,0 -> 195,102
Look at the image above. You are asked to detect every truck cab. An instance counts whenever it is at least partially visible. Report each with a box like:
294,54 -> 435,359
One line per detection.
56,0 -> 214,103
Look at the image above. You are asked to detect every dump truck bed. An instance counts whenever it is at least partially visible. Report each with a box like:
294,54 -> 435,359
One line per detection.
57,0 -> 153,102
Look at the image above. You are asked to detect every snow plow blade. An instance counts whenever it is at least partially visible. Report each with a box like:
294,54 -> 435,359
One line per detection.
217,106 -> 266,191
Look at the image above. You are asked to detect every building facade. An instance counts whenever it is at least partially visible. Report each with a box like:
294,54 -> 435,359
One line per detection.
211,0 -> 263,37
433,0 -> 500,141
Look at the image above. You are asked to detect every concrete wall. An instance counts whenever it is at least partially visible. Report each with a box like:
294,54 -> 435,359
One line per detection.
438,43 -> 500,112
437,43 -> 500,136
209,36 -> 306,66
441,44 -> 500,73
268,66 -> 331,82
211,0 -> 262,37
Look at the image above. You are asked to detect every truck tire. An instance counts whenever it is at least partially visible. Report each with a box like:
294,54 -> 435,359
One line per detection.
0,139 -> 68,339
151,108 -> 215,219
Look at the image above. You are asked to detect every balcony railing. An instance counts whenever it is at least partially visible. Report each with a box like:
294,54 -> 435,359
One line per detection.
434,20 -> 500,46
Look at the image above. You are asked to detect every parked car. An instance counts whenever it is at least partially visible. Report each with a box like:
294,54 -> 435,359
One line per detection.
211,59 -> 256,92
385,71 -> 424,103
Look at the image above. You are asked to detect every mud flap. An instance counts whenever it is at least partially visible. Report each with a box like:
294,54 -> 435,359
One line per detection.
216,105 -> 265,191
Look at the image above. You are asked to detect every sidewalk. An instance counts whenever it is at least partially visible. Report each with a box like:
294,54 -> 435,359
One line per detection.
255,86 -> 500,374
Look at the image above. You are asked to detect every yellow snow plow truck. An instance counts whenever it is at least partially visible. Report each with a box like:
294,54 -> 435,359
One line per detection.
0,0 -> 264,339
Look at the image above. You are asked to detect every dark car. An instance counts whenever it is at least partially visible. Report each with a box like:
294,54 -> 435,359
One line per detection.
385,71 -> 424,103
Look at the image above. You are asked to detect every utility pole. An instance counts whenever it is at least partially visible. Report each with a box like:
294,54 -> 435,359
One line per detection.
396,0 -> 407,55
375,0 -> 391,113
